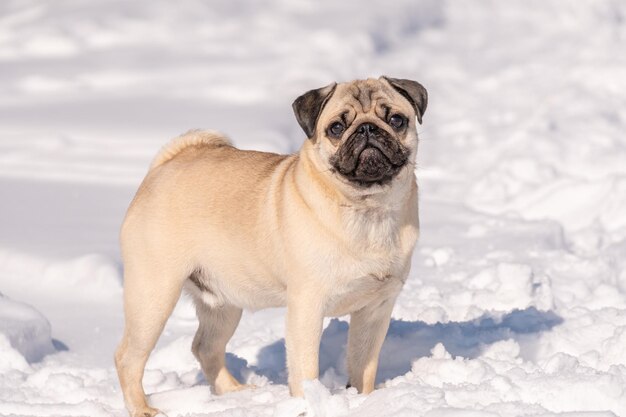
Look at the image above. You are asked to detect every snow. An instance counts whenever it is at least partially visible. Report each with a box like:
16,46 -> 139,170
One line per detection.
0,293 -> 54,365
1,0 -> 626,416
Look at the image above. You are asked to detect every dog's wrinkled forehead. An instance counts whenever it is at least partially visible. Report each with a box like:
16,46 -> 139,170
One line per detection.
330,80 -> 398,114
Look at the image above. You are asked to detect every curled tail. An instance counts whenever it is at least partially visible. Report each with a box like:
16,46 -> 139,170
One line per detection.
150,129 -> 232,170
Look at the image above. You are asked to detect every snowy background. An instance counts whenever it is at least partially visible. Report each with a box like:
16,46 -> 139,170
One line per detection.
1,0 -> 626,416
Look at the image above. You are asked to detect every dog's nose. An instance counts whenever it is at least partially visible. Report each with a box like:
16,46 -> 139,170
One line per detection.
357,123 -> 378,136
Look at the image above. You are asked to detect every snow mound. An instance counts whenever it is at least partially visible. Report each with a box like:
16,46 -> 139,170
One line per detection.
0,293 -> 55,364
0,250 -> 122,300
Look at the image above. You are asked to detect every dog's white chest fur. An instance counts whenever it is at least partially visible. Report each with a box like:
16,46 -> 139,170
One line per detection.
318,205 -> 418,316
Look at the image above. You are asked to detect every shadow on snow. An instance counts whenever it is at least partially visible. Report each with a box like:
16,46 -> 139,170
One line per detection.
223,307 -> 562,386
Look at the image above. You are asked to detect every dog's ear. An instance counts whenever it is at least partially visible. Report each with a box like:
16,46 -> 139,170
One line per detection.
382,76 -> 428,124
292,82 -> 337,139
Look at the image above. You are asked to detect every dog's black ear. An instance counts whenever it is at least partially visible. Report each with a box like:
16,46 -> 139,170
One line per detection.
292,82 -> 337,139
382,76 -> 428,124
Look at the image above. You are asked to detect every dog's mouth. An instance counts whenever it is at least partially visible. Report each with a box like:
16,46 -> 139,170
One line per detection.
329,125 -> 409,186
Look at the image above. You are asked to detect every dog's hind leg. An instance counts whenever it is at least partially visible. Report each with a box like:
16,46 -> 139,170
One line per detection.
192,301 -> 246,394
115,262 -> 185,417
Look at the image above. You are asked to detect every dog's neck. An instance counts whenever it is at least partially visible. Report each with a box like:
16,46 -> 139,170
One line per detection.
288,141 -> 416,251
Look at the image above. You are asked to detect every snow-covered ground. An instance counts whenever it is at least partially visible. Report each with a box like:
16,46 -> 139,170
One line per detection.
1,0 -> 626,416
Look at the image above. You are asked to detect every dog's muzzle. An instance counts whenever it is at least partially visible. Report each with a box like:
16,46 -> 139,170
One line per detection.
330,123 -> 409,185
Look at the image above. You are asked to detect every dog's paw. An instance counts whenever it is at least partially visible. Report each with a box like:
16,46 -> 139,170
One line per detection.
131,406 -> 164,417
215,382 -> 257,395
236,383 -> 257,391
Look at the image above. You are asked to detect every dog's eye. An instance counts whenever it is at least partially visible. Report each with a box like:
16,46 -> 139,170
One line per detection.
389,114 -> 405,129
328,122 -> 345,137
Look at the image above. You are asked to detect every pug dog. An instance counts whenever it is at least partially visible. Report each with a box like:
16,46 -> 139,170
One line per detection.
115,76 -> 427,417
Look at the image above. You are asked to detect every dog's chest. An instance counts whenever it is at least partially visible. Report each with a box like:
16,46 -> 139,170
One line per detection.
321,209 -> 416,316
323,248 -> 405,317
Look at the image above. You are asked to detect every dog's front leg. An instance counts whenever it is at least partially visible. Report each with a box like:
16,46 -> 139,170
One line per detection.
285,293 -> 324,396
347,296 -> 396,394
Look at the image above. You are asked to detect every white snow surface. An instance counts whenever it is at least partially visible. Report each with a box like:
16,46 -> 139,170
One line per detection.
1,0 -> 626,416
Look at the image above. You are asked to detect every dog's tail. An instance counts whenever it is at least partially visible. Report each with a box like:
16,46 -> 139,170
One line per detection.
150,129 -> 232,170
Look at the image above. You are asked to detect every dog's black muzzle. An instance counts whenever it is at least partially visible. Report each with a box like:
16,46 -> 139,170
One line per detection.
330,123 -> 409,186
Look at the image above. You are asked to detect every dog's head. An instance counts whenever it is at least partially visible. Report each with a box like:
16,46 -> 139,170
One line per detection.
293,77 -> 427,190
